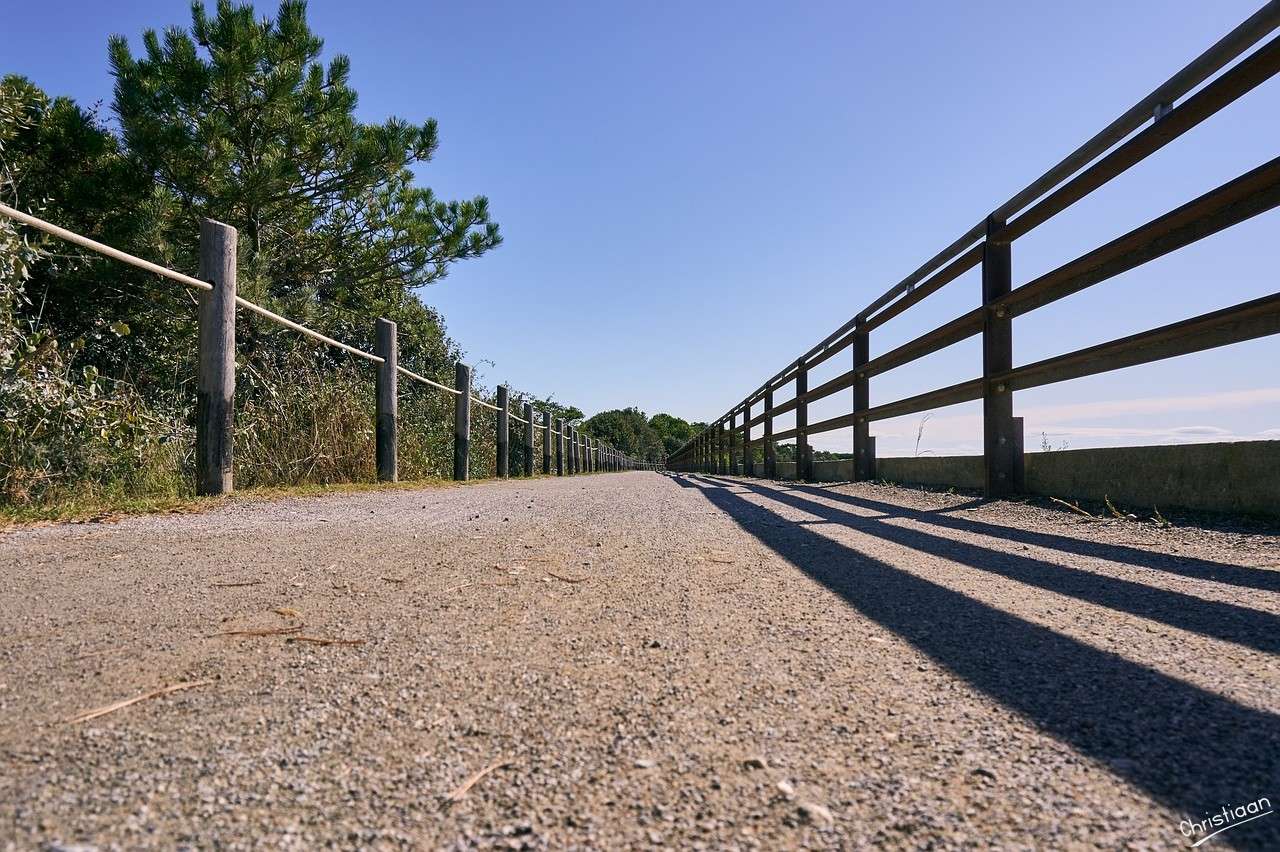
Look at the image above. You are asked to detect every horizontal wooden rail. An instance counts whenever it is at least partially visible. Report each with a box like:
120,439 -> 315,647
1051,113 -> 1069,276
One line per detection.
863,308 -> 984,378
996,292 -> 1280,392
864,245 -> 983,332
999,155 -> 1280,318
865,379 -> 984,423
994,35 -> 1280,245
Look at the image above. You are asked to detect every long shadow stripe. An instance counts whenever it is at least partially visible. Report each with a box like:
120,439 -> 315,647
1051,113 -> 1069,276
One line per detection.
783,480 -> 1280,593
669,474 -> 1280,850
694,476 -> 1280,657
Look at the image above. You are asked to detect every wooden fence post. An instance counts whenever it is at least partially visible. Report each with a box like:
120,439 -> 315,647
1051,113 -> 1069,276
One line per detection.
982,214 -> 1024,496
523,402 -> 535,477
454,362 -> 471,481
729,411 -> 738,475
496,385 -> 510,478
853,319 -> 875,481
555,418 -> 565,475
764,389 -> 776,478
375,317 -> 398,483
543,410 -> 552,474
742,402 -> 752,476
796,360 -> 810,481
196,218 -> 237,496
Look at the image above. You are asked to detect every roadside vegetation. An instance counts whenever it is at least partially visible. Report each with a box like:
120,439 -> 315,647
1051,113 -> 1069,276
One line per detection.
0,1 -> 688,521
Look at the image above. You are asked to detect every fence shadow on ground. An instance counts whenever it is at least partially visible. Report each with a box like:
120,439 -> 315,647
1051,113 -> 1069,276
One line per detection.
668,473 -> 1280,849
806,483 -> 1280,592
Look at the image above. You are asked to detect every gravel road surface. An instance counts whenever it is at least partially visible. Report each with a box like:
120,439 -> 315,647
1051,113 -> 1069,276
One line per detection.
2,471 -> 1278,850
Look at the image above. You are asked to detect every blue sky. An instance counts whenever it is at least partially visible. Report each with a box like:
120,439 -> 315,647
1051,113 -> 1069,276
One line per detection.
3,1 -> 1277,455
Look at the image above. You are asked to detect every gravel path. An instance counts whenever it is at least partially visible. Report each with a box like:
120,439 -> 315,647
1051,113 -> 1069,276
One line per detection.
2,471 -> 1278,850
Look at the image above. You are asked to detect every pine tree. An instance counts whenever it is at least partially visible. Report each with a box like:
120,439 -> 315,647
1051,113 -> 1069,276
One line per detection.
108,0 -> 500,344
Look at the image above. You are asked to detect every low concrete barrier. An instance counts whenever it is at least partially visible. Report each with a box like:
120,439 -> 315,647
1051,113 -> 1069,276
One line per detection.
873,441 -> 1279,517
877,455 -> 984,490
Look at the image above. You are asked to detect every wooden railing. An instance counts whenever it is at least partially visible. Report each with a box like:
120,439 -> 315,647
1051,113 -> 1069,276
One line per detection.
667,2 -> 1280,495
0,206 -> 659,494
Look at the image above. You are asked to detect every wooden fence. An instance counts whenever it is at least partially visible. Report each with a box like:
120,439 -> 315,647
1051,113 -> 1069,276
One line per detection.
667,1 -> 1280,496
0,205 -> 659,494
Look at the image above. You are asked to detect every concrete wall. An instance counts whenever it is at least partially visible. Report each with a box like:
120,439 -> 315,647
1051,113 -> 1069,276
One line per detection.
877,455 -> 984,490
872,440 -> 1280,517
1023,440 -> 1280,516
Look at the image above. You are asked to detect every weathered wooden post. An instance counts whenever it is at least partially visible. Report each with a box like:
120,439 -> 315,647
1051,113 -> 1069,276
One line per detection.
722,420 -> 730,474
853,319 -> 874,480
555,418 -> 565,475
568,427 -> 576,474
454,362 -> 471,481
764,388 -> 776,478
982,215 -> 1024,496
542,410 -> 552,474
374,318 -> 398,483
196,219 -> 237,496
496,385 -> 510,478
728,410 -> 738,475
523,402 -> 535,477
742,401 -> 753,476
796,359 -> 810,481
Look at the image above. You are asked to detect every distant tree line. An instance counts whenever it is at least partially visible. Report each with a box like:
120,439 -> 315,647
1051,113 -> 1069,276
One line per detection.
581,408 -> 707,465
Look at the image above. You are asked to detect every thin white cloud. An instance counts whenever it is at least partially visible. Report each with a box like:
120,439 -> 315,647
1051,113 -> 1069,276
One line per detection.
1022,388 -> 1280,424
1168,425 -> 1232,436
